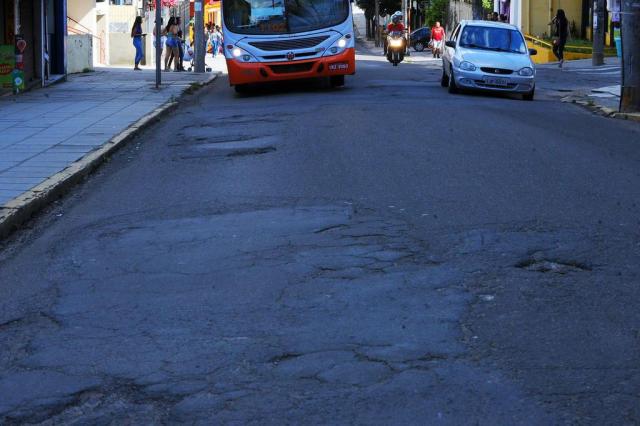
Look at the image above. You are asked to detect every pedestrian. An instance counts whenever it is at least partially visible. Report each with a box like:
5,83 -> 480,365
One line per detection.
208,26 -> 217,58
216,26 -> 224,55
550,9 -> 568,68
211,25 -> 223,58
499,14 -> 508,23
131,16 -> 145,70
163,17 -> 180,72
492,11 -> 499,21
167,17 -> 185,71
430,21 -> 445,59
176,17 -> 185,71
152,17 -> 163,49
206,23 -> 213,55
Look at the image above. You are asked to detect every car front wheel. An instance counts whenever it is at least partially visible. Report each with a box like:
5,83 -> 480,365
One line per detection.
440,67 -> 449,87
523,87 -> 535,101
447,67 -> 458,94
414,41 -> 425,52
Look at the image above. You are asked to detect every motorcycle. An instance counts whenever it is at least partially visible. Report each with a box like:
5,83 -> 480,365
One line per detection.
386,31 -> 406,66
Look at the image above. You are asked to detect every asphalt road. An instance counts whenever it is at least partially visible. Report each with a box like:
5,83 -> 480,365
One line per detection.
1,45 -> 640,424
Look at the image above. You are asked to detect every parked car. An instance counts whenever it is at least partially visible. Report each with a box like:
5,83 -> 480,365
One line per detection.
440,20 -> 537,100
410,27 -> 431,52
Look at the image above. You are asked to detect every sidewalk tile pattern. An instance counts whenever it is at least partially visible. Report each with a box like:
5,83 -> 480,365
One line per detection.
0,68 -> 216,208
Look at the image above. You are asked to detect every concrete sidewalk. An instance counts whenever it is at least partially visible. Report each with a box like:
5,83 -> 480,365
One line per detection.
536,57 -> 639,120
0,58 -> 227,236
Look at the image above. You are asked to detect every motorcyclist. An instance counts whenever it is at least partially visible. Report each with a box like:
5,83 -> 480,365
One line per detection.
384,12 -> 405,56
387,12 -> 405,32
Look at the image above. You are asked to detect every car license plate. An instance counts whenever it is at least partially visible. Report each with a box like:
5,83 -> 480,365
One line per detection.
483,76 -> 509,86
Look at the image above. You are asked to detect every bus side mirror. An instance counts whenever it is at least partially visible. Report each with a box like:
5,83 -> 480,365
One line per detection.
528,48 -> 538,56
445,40 -> 456,48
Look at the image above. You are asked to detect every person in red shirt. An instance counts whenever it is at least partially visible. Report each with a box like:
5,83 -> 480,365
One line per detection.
387,20 -> 405,33
430,21 -> 445,58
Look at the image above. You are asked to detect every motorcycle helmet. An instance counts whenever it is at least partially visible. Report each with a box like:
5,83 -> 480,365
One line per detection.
391,11 -> 403,24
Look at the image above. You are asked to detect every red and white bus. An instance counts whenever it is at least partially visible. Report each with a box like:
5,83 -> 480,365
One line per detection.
221,0 -> 356,92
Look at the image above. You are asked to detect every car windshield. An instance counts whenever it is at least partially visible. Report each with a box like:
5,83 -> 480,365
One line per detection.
459,26 -> 527,53
223,0 -> 350,35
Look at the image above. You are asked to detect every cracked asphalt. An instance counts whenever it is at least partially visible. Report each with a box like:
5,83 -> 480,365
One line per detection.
1,45 -> 640,424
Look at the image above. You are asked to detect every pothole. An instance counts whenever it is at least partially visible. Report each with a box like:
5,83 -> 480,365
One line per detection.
365,80 -> 436,88
226,146 -> 276,157
515,258 -> 591,274
191,136 -> 276,149
178,135 -> 278,158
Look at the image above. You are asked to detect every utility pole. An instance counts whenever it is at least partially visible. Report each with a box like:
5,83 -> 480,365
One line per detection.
620,0 -> 640,112
374,0 -> 380,47
402,0 -> 407,28
472,0 -> 483,20
402,0 -> 411,56
592,0 -> 605,66
194,0 -> 205,73
155,0 -> 161,88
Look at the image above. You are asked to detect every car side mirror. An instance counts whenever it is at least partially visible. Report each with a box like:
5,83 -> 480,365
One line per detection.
445,40 -> 456,48
528,48 -> 537,56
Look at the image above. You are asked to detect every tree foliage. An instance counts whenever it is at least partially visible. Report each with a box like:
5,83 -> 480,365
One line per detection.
423,0 -> 448,27
356,0 -> 402,19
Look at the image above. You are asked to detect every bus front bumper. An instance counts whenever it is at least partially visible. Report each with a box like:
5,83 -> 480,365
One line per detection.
227,48 -> 356,86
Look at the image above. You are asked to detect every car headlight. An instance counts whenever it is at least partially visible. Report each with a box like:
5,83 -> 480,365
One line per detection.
323,34 -> 353,56
459,61 -> 477,71
228,46 -> 256,62
518,67 -> 534,76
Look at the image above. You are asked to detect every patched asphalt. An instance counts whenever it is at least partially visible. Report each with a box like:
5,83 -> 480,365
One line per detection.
1,48 -> 640,424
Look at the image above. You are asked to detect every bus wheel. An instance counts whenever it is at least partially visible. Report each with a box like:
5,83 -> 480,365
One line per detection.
330,75 -> 345,87
234,84 -> 249,94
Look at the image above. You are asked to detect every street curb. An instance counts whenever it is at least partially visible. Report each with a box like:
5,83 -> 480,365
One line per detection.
561,94 -> 640,123
612,112 -> 640,122
0,73 -> 218,240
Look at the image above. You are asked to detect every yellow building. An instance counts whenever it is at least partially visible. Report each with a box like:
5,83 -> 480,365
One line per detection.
499,0 -> 586,39
204,1 -> 221,27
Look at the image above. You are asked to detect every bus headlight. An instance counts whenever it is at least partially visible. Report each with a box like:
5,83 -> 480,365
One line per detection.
229,46 -> 256,62
323,34 -> 353,57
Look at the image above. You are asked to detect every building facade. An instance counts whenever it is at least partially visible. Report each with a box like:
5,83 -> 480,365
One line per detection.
0,0 -> 67,94
496,0 -> 587,39
67,0 -> 191,68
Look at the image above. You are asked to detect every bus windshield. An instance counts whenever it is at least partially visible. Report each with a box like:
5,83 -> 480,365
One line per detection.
223,0 -> 350,35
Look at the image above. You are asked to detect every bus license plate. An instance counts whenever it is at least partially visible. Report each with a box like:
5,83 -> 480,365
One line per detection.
329,63 -> 349,71
484,76 -> 509,86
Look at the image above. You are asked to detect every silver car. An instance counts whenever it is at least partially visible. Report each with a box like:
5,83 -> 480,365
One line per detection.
441,20 -> 537,100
